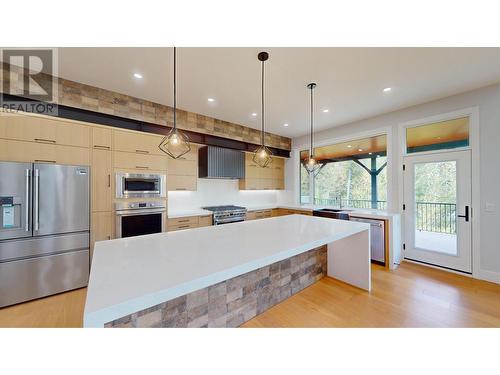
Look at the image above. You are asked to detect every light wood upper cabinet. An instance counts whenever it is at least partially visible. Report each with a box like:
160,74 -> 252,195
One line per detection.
113,130 -> 164,155
92,148 -> 113,212
167,158 -> 197,176
0,139 -> 90,166
92,127 -> 112,150
0,114 -> 90,148
239,152 -> 285,190
168,175 -> 197,191
113,151 -> 167,171
167,145 -> 198,191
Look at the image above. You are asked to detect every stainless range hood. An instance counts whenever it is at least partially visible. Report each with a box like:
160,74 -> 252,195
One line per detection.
198,146 -> 245,179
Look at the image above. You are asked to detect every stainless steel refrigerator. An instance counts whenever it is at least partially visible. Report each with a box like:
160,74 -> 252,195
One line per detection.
0,161 -> 90,307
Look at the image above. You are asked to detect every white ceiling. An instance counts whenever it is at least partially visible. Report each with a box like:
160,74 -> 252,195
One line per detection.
53,47 -> 500,138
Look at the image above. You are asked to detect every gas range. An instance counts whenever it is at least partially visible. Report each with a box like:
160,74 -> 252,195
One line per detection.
202,205 -> 247,225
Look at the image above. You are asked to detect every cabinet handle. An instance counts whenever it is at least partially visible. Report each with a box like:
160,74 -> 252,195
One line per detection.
35,159 -> 56,163
178,225 -> 190,229
178,219 -> 190,223
175,188 -> 187,191
93,145 -> 110,150
135,149 -> 150,154
108,174 -> 111,188
135,166 -> 149,169
34,138 -> 56,144
107,235 -> 111,240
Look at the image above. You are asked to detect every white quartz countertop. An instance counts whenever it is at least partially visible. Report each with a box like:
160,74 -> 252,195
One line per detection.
169,204 -> 399,220
84,215 -> 369,327
168,208 -> 213,219
243,204 -> 399,220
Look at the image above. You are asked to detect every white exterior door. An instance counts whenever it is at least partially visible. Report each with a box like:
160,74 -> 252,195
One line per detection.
403,150 -> 472,273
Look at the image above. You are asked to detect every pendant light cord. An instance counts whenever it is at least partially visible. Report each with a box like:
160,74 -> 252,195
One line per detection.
261,58 -> 265,146
310,85 -> 314,156
173,47 -> 177,131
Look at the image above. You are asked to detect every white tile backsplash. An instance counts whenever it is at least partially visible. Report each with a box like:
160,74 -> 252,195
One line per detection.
167,178 -> 278,211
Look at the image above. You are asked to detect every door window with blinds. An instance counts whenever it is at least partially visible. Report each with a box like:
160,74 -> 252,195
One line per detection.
300,134 -> 388,210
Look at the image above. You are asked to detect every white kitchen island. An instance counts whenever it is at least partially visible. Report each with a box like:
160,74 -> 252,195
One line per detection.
84,215 -> 370,328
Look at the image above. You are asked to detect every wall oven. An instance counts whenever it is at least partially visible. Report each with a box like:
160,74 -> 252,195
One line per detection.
115,201 -> 166,238
115,173 -> 166,198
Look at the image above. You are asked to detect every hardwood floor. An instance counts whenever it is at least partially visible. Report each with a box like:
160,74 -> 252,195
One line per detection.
0,288 -> 87,328
243,262 -> 500,327
1,261 -> 499,328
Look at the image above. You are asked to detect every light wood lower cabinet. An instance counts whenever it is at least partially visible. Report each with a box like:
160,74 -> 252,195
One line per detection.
276,208 -> 313,216
92,148 -> 112,212
91,211 -> 114,261
246,209 -> 273,220
167,214 -> 213,232
0,139 -> 90,165
198,215 -> 213,227
247,208 -> 310,221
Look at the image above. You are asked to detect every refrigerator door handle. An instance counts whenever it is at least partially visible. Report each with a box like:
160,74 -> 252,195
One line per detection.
25,169 -> 31,231
34,169 -> 40,231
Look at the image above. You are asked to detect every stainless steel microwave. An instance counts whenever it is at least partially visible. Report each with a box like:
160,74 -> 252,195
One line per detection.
115,173 -> 166,198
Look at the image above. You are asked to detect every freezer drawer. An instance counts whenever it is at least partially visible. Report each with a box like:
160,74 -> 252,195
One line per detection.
0,249 -> 89,308
0,232 -> 89,262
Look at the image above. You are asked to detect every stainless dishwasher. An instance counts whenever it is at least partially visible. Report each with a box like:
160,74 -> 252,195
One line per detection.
350,217 -> 385,264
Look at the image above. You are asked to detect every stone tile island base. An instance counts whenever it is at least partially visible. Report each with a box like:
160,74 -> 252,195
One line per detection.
105,245 -> 327,328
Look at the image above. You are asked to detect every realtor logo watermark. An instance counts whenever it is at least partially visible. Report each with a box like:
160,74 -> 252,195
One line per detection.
1,48 -> 58,115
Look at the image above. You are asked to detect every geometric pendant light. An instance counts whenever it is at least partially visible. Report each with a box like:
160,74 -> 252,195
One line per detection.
302,82 -> 321,174
159,47 -> 191,159
252,51 -> 273,168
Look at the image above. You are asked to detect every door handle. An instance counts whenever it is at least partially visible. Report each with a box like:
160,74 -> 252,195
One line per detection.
25,169 -> 31,231
34,169 -> 40,231
108,174 -> 111,188
457,205 -> 469,222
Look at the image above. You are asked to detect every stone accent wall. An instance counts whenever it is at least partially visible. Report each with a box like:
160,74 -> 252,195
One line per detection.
105,245 -> 327,328
1,62 -> 291,150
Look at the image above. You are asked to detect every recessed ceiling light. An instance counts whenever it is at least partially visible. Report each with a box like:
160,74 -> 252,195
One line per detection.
283,123 -> 289,127
133,73 -> 143,79
323,109 -> 329,113
369,152 -> 373,155
207,98 -> 215,102
251,113 -> 257,117
347,145 -> 352,148
383,87 -> 392,92
358,148 -> 363,152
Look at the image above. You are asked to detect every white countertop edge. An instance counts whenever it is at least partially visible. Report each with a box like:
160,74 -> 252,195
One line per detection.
167,209 -> 213,219
84,223 -> 368,328
168,205 -> 399,220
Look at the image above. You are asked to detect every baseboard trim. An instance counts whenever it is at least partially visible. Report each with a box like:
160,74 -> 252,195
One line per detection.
476,269 -> 500,285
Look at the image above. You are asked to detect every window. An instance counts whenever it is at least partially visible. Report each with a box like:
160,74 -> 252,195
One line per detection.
406,117 -> 469,154
300,152 -> 311,204
300,135 -> 388,210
